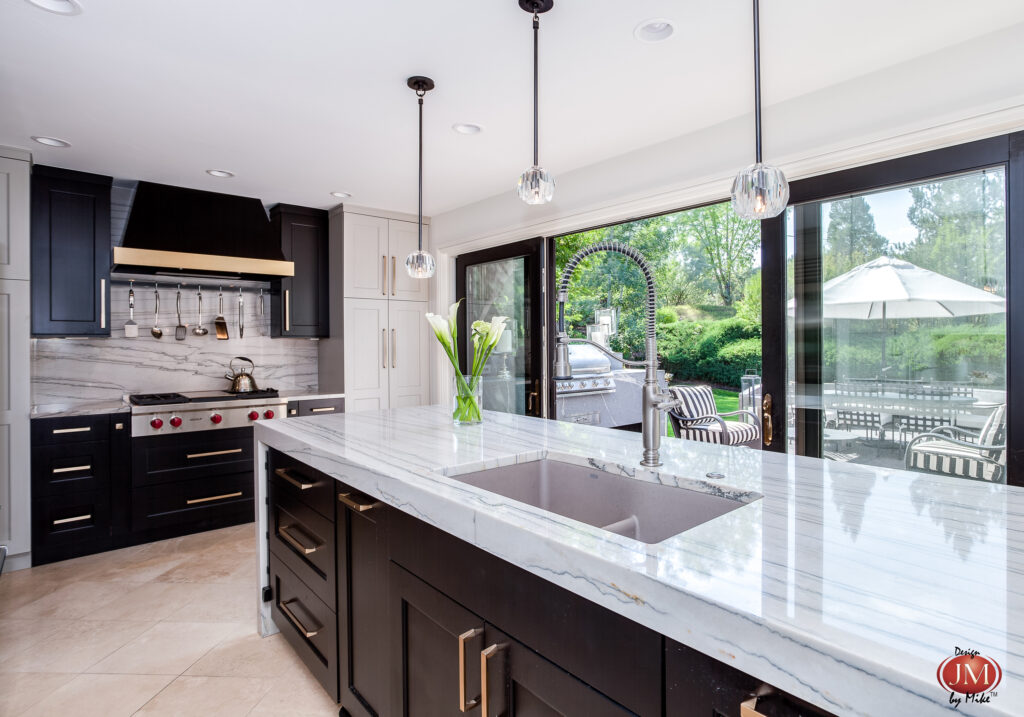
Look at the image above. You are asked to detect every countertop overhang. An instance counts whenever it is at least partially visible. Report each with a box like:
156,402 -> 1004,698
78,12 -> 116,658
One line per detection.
255,406 -> 1023,716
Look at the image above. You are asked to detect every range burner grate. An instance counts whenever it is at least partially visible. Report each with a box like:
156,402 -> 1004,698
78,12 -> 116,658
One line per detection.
129,393 -> 189,406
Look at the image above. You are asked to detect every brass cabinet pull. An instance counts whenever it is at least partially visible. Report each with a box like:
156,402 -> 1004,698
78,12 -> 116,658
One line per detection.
100,278 -> 106,329
391,256 -> 396,296
284,288 -> 292,333
53,514 -> 91,526
310,406 -> 336,413
186,491 -> 243,505
52,464 -> 91,474
382,328 -> 387,368
480,642 -> 507,717
338,491 -> 381,512
761,393 -> 773,447
275,467 -> 315,490
279,599 -> 319,638
187,448 -> 243,460
52,426 -> 90,435
278,524 -> 321,555
457,627 -> 484,712
391,328 -> 396,369
740,686 -> 775,717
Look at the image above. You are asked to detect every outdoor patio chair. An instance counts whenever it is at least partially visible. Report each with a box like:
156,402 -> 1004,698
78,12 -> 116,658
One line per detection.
893,411 -> 951,446
905,404 -> 1006,482
667,385 -> 761,448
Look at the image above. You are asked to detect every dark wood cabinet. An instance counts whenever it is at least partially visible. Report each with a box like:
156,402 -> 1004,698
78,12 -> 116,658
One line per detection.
30,165 -> 111,336
271,204 -> 329,338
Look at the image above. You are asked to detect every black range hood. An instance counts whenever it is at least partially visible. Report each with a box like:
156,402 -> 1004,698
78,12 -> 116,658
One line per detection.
112,182 -> 294,279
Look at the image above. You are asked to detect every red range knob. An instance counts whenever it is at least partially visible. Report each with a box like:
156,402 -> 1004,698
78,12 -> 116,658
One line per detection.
150,418 -> 163,429
263,409 -> 275,419
210,413 -> 223,424
248,410 -> 260,421
169,416 -> 183,428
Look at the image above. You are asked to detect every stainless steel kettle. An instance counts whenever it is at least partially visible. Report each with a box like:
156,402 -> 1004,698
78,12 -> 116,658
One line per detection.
225,356 -> 259,393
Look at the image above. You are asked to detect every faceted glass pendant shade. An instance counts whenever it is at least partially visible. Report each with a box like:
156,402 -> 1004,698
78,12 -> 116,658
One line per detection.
517,165 -> 555,205
405,249 -> 436,279
730,162 -> 789,219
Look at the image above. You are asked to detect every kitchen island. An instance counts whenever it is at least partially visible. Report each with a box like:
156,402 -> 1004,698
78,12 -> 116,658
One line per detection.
254,406 -> 1023,716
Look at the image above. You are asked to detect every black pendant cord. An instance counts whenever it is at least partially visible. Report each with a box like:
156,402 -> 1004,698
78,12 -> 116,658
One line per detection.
752,0 -> 762,164
417,91 -> 425,252
533,12 -> 539,167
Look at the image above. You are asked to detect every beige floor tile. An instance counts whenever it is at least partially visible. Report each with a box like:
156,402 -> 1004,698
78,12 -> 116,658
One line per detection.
184,630 -> 306,679
152,551 -> 257,585
134,675 -> 272,716
0,672 -> 75,716
0,618 -> 68,662
6,581 -> 147,621
0,620 -> 153,674
83,582 -> 204,622
85,548 -> 189,585
86,621 -> 237,675
162,582 -> 255,624
0,575 -> 63,617
248,670 -> 341,717
20,673 -> 174,717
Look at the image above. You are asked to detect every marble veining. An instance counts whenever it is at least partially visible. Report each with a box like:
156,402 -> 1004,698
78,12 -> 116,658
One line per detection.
32,283 -> 318,408
256,406 -> 1024,716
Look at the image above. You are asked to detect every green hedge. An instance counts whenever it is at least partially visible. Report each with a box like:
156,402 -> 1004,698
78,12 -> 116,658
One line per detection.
659,318 -> 761,389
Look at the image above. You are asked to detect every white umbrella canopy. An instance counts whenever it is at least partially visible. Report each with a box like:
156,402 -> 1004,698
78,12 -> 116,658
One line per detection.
821,256 -> 1005,319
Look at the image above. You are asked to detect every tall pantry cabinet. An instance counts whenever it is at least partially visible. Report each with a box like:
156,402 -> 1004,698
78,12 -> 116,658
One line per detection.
0,148 -> 32,568
341,209 -> 430,412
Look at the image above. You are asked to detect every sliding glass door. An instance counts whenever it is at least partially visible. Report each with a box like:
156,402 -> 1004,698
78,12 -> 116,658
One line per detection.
761,133 -> 1022,485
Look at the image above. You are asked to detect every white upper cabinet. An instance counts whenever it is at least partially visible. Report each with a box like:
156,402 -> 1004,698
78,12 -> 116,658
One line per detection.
343,213 -> 429,302
0,156 -> 30,281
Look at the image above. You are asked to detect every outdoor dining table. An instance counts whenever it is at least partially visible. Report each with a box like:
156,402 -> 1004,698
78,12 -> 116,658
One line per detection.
822,390 -> 977,415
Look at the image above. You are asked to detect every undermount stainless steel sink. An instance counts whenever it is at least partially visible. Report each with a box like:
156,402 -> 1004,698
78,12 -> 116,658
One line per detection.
447,459 -> 758,544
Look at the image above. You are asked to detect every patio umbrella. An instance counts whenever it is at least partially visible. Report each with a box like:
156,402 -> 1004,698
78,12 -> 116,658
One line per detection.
820,256 -> 1005,371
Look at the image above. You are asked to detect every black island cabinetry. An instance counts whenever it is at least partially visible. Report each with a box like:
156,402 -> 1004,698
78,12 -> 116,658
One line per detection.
265,448 -> 835,717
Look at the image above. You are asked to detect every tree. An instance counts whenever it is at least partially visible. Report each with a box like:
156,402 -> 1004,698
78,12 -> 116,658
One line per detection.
823,196 -> 888,280
676,203 -> 760,306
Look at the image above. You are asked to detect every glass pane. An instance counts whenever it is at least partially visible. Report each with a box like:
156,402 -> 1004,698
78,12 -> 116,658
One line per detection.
787,168 -> 1007,482
465,257 -> 529,415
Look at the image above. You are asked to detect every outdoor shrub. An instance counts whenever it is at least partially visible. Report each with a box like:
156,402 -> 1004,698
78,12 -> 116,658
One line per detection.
659,318 -> 761,389
656,307 -> 677,325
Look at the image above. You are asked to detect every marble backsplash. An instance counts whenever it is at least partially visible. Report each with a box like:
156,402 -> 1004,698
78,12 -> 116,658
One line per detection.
31,282 -> 319,406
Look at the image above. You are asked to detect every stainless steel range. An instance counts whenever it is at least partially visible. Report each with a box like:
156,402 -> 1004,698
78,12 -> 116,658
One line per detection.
129,389 -> 287,437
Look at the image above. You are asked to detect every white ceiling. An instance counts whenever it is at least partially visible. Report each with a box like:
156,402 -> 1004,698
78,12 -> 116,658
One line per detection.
2,0 -> 1023,215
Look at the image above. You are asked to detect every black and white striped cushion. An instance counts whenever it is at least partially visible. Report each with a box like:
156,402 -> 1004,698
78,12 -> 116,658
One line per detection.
669,386 -> 719,426
908,440 -> 1001,482
676,421 -> 760,446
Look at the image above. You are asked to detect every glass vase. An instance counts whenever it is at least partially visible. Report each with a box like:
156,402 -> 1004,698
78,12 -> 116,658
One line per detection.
453,374 -> 483,425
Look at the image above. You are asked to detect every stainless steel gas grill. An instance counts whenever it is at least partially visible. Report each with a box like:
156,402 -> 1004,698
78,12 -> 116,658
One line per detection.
552,344 -> 616,397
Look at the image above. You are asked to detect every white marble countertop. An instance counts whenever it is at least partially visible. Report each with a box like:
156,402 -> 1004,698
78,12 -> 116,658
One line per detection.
255,406 -> 1023,717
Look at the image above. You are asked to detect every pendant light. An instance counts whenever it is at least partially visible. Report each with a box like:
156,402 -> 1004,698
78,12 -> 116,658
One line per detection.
516,0 -> 555,205
405,76 -> 437,279
730,0 -> 788,220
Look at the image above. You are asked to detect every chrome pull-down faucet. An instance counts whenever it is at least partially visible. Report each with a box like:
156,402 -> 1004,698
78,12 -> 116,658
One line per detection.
554,241 -> 681,467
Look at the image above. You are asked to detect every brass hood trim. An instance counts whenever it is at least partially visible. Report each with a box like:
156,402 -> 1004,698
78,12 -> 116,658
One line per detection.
112,246 -> 294,277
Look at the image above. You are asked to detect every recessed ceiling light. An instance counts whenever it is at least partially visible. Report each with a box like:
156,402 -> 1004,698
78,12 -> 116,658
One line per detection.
330,191 -> 351,199
634,18 -> 674,43
205,169 -> 235,178
452,123 -> 483,135
31,135 -> 71,148
24,0 -> 82,15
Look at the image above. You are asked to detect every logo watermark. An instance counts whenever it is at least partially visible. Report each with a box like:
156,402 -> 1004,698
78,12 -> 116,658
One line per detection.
937,647 -> 1001,708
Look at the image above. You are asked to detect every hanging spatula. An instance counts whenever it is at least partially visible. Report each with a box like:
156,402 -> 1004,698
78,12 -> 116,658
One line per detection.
214,287 -> 229,339
238,288 -> 244,339
175,284 -> 187,340
124,280 -> 139,338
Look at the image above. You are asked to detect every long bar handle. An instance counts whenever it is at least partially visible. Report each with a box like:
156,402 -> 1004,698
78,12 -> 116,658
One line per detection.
381,255 -> 387,295
52,464 -> 91,474
278,525 -> 321,555
187,448 -> 243,460
391,256 -> 396,296
53,514 -> 91,526
392,328 -> 397,369
740,685 -> 776,717
310,406 -> 336,413
458,627 -> 484,712
100,278 -> 106,328
338,491 -> 382,512
382,328 -> 387,369
481,642 -> 507,717
279,599 -> 319,638
284,289 -> 291,332
275,467 -> 314,490
52,426 -> 90,435
186,491 -> 243,505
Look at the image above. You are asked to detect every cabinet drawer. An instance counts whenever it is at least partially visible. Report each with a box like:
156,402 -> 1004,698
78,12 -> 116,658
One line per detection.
133,428 -> 253,487
268,448 -> 334,521
270,551 -> 339,701
132,471 -> 253,532
297,398 -> 345,416
270,488 -> 336,607
31,441 -> 109,496
32,490 -> 111,564
32,414 -> 110,445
